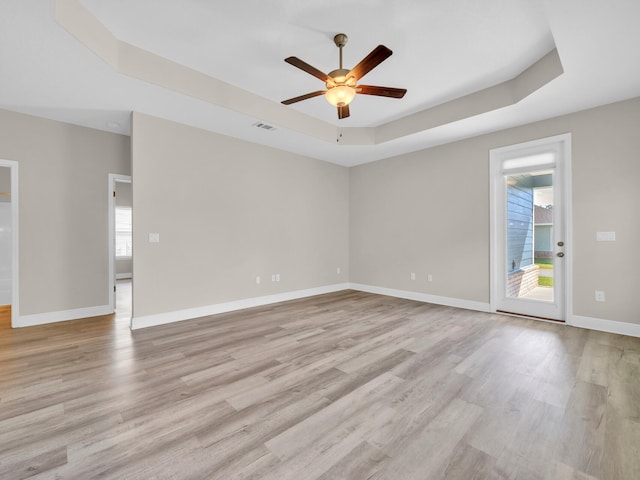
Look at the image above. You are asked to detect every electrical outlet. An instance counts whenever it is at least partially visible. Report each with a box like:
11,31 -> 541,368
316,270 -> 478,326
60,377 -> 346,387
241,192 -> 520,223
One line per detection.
271,274 -> 276,282
255,276 -> 261,285
427,274 -> 433,282
337,267 -> 341,275
595,291 -> 606,302
410,272 -> 416,281
275,274 -> 281,282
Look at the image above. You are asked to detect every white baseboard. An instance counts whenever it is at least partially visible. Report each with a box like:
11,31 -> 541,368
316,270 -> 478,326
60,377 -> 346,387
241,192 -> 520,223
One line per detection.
14,286 -> 638,340
16,304 -> 113,328
116,273 -> 132,280
348,283 -> 491,313
568,314 -> 640,338
131,283 -> 351,330
350,285 -> 640,338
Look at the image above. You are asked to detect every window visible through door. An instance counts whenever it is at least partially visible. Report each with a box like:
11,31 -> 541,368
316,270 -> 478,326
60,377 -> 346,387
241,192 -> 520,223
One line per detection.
115,206 -> 132,257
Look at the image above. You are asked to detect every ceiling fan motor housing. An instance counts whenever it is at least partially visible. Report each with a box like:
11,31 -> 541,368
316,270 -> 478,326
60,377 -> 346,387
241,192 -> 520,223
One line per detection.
326,69 -> 356,88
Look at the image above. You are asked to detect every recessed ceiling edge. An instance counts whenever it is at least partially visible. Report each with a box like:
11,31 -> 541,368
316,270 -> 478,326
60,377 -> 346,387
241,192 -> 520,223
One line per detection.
55,0 -> 562,148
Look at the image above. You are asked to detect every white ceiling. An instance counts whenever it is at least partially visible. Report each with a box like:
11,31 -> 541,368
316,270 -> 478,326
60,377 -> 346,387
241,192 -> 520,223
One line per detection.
1,0 -> 640,166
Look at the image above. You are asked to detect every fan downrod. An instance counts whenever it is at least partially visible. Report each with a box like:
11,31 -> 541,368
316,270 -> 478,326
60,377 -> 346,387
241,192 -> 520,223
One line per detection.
333,33 -> 348,69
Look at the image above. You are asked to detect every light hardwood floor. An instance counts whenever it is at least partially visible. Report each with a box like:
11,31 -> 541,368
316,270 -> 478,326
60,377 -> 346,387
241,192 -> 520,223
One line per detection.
0,305 -> 10,328
0,290 -> 639,479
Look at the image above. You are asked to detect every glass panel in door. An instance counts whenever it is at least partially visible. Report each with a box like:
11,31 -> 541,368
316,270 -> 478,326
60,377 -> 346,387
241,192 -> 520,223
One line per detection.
505,170 -> 554,303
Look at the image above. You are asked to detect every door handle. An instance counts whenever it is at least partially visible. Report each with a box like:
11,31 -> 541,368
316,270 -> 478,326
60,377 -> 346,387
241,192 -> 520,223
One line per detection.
557,252 -> 565,257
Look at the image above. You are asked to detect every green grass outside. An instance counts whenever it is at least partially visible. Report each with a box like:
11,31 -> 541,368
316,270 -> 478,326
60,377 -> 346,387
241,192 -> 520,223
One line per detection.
535,258 -> 553,265
538,277 -> 553,287
536,263 -> 554,270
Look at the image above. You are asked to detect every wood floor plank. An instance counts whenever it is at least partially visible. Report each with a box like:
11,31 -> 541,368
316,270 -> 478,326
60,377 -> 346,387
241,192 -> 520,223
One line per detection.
377,398 -> 484,480
370,357 -> 470,457
576,335 -> 615,387
556,380 -> 608,478
0,445 -> 67,480
315,441 -> 390,480
0,304 -> 10,328
0,290 -> 639,479
493,392 -> 565,480
262,403 -> 398,480
548,462 -> 601,480
264,372 -> 404,459
441,443 -> 496,480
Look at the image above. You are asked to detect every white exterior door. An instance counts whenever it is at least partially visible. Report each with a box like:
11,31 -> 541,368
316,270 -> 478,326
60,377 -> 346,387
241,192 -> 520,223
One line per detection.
490,134 -> 571,322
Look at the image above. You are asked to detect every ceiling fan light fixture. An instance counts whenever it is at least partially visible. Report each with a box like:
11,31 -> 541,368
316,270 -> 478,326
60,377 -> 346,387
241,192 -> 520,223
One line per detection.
325,85 -> 356,107
282,34 -> 405,119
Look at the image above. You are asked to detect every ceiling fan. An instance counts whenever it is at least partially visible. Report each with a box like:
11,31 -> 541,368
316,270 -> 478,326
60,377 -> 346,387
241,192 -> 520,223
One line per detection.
281,33 -> 407,119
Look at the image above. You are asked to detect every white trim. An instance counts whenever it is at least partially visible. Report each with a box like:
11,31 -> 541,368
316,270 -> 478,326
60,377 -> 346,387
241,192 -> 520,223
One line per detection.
116,273 -> 132,280
0,159 -> 19,327
489,150 -> 500,316
16,305 -> 113,328
108,173 -> 132,312
349,283 -> 491,313
131,283 -> 351,330
564,136 -> 574,324
489,133 -> 572,322
13,284 -> 638,338
568,315 -> 640,338
348,284 -> 640,339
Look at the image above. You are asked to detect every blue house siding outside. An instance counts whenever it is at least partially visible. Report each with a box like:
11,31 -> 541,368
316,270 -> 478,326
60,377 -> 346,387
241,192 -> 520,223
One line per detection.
507,175 -> 534,271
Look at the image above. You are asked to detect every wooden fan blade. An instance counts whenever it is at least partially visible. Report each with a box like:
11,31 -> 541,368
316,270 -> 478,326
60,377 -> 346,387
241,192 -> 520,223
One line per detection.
285,57 -> 330,82
356,85 -> 407,98
281,90 -> 326,105
338,104 -> 350,119
348,45 -> 393,81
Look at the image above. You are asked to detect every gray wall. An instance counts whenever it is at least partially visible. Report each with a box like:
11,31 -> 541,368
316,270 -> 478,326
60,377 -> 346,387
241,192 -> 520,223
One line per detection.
350,97 -> 640,325
131,113 -> 349,318
2,97 -> 639,327
115,180 -> 132,277
0,167 -> 10,202
0,109 -> 131,315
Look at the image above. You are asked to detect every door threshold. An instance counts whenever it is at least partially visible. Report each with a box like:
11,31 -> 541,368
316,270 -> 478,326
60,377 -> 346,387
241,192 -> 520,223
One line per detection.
496,310 -> 565,324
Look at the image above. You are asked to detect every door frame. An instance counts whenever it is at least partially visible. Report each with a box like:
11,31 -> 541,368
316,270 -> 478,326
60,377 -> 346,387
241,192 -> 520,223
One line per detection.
108,173 -> 132,312
0,159 -> 19,328
489,133 -> 573,322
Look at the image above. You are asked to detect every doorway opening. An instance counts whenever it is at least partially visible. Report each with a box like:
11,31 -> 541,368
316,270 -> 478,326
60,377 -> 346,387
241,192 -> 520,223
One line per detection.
490,134 -> 571,322
0,160 -> 18,328
108,174 -> 132,324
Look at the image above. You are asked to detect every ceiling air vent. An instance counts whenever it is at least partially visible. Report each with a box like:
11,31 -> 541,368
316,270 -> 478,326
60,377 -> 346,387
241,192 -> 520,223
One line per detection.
253,122 -> 277,132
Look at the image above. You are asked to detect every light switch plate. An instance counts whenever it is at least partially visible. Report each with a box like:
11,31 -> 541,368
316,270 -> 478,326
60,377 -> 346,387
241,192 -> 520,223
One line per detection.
149,233 -> 160,243
596,231 -> 616,241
